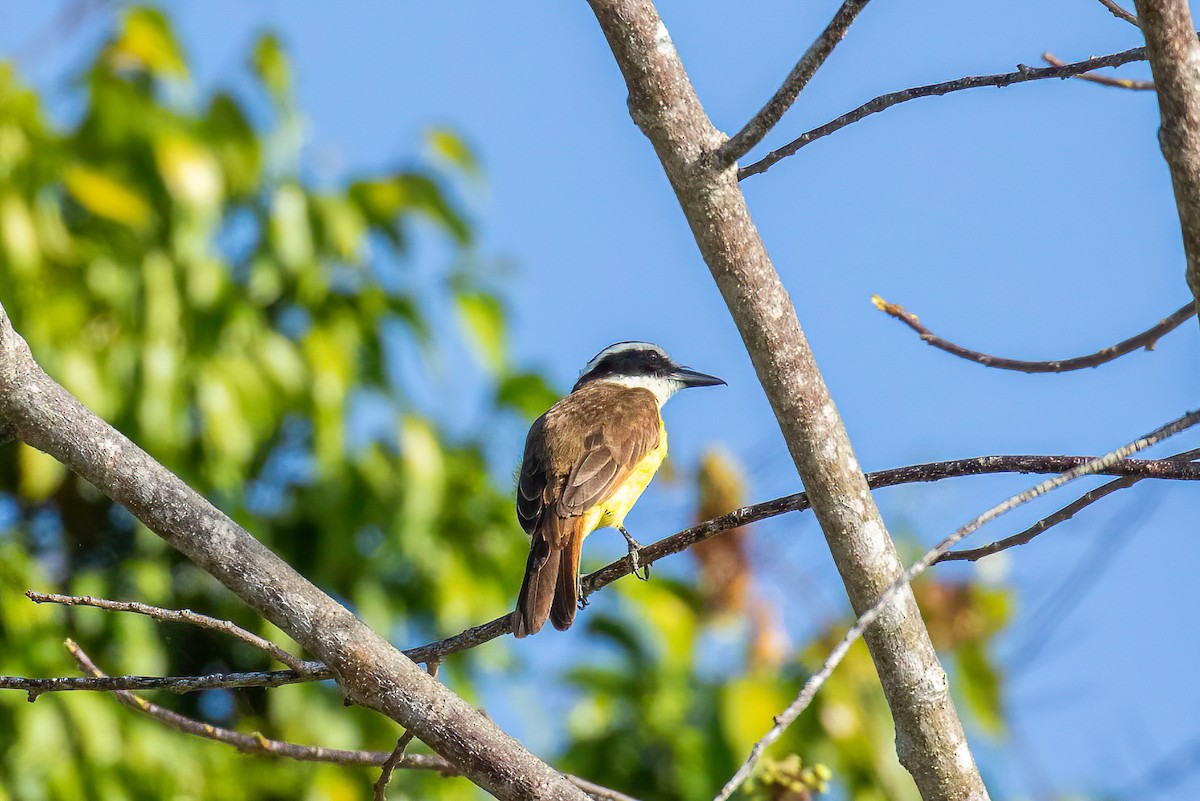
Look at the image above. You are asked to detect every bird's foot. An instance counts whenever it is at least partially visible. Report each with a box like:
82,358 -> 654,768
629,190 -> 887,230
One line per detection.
577,578 -> 590,610
617,525 -> 651,581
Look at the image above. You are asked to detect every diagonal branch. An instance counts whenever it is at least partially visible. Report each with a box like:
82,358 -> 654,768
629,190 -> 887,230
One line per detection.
716,0 -> 872,166
8,453 -> 1200,698
0,303 -> 588,801
738,44 -> 1154,180
873,296 -> 1194,373
27,591 -> 309,671
715,408 -> 1200,801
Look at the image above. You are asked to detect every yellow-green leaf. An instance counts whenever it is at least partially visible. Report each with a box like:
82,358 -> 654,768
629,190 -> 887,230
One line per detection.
17,443 -> 66,501
109,7 -> 187,77
428,128 -> 479,177
455,290 -> 506,373
64,165 -> 151,228
155,134 -> 223,212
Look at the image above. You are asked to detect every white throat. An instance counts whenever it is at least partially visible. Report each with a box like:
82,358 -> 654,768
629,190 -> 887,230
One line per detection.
601,375 -> 681,407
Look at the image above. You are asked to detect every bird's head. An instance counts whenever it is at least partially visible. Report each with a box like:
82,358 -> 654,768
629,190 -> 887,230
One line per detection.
571,341 -> 725,404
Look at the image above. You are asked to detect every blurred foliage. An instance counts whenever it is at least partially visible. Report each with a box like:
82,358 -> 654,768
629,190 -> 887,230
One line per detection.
0,7 -> 1027,801
746,755 -> 831,800
0,6 -> 534,799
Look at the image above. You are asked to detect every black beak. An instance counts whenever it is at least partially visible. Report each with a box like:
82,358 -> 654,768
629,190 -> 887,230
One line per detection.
673,366 -> 726,388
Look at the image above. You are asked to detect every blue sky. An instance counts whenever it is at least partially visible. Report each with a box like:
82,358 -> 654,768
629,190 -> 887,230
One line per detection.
4,1 -> 1200,798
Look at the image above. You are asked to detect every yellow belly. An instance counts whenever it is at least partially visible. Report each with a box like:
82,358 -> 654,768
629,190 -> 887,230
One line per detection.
581,420 -> 667,537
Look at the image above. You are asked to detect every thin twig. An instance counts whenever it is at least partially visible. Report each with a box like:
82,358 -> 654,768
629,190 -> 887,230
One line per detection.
566,776 -> 642,801
941,444 -> 1200,561
65,639 -> 443,768
374,731 -> 418,801
713,408 -> 1200,801
374,660 -> 439,801
872,296 -> 1194,373
939,474 -> 1137,561
27,591 -> 308,671
2,666 -> 330,702
69,640 -> 635,801
738,44 -> 1154,179
717,0 -> 872,165
1098,0 -> 1142,26
6,453 -> 1200,699
1042,51 -> 1154,89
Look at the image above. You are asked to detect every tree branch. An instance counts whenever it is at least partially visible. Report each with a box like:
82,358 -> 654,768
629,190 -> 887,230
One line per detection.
587,2 -> 988,796
1099,0 -> 1142,27
939,446 -> 1200,562
27,591 -> 309,671
1133,0 -> 1200,313
66,638 -> 441,768
715,408 -> 1200,801
1043,51 -> 1154,89
738,44 -> 1153,180
1,666 -> 330,701
873,296 -> 1194,373
0,302 -> 588,801
716,0 -> 872,166
939,474 -> 1139,563
69,641 -> 636,801
8,452 -> 1200,698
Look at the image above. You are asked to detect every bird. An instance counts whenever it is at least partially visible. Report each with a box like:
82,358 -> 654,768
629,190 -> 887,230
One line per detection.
513,341 -> 725,637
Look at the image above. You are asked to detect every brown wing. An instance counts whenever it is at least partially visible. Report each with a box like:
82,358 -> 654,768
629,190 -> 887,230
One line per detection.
513,383 -> 661,636
557,411 -> 658,517
517,383 -> 661,538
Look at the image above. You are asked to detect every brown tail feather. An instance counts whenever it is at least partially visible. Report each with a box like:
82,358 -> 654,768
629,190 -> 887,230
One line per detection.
549,531 -> 584,632
514,534 -> 560,638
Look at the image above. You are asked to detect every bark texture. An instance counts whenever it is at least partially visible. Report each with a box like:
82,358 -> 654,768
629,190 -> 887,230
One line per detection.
0,302 -> 587,801
586,2 -> 989,798
1133,0 -> 1200,309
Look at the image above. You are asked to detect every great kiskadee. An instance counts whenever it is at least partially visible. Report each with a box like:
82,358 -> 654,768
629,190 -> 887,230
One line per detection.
513,341 -> 725,637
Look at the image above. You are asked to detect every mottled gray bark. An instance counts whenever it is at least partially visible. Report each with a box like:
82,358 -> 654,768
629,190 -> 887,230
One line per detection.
585,1 -> 989,798
1132,0 -> 1200,313
0,302 -> 587,801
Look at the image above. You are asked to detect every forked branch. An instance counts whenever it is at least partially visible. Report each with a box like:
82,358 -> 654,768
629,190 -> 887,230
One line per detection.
718,0 -> 872,165
738,44 -> 1154,179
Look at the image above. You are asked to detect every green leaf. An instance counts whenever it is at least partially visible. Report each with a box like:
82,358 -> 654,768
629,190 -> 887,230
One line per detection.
107,7 -> 188,78
204,93 -> 262,196
454,290 -> 506,373
154,134 -> 223,213
496,371 -> 559,418
269,183 -> 314,270
64,164 -> 152,228
17,443 -> 66,501
427,128 -> 479,177
251,33 -> 292,103
957,641 -> 1005,735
